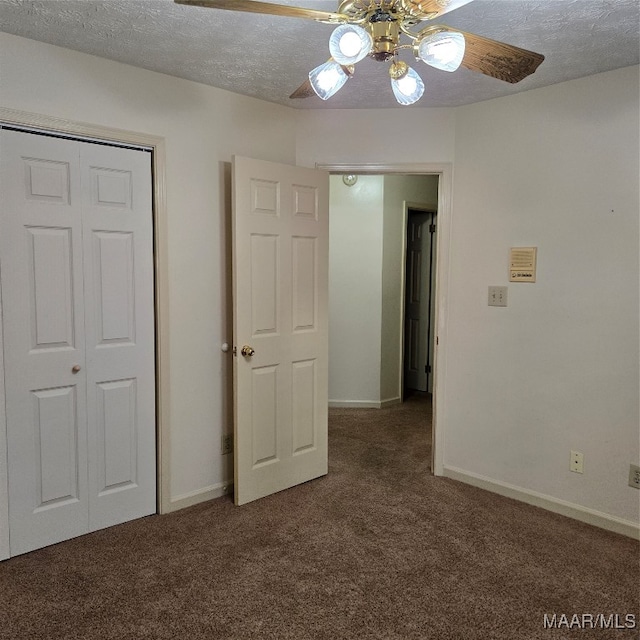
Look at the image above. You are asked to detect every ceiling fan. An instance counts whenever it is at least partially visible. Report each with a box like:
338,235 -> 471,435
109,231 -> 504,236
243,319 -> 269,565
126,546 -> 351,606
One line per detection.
174,0 -> 545,106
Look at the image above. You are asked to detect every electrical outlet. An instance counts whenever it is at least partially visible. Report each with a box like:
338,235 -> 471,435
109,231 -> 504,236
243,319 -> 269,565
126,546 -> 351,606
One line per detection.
221,434 -> 233,455
629,464 -> 640,489
570,450 -> 584,474
488,286 -> 508,307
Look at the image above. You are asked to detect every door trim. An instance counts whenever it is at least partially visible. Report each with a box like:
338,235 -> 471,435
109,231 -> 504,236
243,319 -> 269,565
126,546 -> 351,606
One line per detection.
317,162 -> 452,477
0,107 -> 172,519
0,261 -> 8,560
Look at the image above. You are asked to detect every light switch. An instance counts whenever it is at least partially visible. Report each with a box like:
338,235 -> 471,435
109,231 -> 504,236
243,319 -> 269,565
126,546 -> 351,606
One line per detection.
488,286 -> 508,307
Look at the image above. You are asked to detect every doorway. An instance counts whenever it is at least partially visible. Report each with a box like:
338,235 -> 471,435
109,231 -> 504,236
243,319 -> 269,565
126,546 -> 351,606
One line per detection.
321,164 -> 452,476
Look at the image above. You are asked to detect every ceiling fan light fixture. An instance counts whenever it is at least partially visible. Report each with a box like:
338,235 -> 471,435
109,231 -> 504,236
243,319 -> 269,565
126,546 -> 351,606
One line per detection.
416,31 -> 465,72
178,0 -> 546,107
309,59 -> 350,100
329,24 -> 372,65
389,61 -> 424,106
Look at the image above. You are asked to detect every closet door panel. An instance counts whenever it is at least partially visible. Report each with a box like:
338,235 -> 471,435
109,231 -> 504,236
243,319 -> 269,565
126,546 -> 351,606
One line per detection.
0,130 -> 89,556
81,143 -> 156,531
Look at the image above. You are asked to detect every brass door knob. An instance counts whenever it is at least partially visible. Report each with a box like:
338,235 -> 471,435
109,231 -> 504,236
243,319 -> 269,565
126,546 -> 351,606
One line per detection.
72,365 -> 81,373
241,345 -> 255,357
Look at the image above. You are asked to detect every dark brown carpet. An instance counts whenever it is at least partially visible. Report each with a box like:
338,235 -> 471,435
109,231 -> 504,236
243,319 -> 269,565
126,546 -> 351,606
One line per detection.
2,396 -> 638,639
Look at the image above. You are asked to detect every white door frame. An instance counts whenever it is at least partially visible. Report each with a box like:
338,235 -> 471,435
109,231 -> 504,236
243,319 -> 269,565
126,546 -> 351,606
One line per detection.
0,264 -> 8,559
0,108 -> 173,535
317,162 -> 452,476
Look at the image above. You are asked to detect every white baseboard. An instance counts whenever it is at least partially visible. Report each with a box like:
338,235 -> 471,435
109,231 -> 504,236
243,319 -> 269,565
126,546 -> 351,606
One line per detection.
165,481 -> 233,513
443,466 -> 640,540
329,400 -> 381,408
329,397 -> 402,409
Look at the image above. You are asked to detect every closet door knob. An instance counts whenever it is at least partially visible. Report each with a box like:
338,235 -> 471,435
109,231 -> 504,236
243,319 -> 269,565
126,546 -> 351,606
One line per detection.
72,365 -> 81,374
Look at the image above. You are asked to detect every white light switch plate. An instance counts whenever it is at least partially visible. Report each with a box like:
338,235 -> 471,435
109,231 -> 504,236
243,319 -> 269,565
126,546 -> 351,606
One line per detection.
488,286 -> 508,307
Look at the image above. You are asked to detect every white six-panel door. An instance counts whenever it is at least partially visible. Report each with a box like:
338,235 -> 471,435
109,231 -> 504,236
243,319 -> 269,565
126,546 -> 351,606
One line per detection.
0,130 -> 155,556
232,156 -> 329,505
80,142 -> 156,531
1,132 -> 90,554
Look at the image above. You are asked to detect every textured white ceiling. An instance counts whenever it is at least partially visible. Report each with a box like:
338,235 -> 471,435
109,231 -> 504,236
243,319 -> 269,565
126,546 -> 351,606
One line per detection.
1,0 -> 638,109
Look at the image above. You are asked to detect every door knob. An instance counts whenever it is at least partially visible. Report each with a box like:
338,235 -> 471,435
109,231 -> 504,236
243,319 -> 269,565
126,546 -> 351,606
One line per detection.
241,345 -> 255,357
72,365 -> 81,373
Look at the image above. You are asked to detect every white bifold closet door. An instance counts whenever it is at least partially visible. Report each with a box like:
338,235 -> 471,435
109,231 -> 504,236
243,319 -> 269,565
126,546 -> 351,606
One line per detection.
0,129 -> 156,556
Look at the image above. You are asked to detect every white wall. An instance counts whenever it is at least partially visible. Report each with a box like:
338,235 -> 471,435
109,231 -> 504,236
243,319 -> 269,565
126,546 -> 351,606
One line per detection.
445,66 -> 639,527
328,174 -> 439,407
381,175 -> 439,403
295,108 -> 456,168
0,33 -> 298,509
329,175 -> 384,406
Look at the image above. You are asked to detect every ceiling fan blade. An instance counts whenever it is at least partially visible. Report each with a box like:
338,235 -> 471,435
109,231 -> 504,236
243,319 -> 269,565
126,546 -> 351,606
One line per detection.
404,0 -> 476,20
457,29 -> 544,83
174,0 -> 348,23
290,79 -> 316,99
289,63 -> 354,100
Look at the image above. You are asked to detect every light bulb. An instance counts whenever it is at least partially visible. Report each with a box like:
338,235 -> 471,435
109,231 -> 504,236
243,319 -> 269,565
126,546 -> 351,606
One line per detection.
417,32 -> 465,72
340,32 -> 362,57
396,74 -> 418,96
329,25 -> 372,65
317,67 -> 341,92
309,60 -> 350,100
389,62 -> 424,106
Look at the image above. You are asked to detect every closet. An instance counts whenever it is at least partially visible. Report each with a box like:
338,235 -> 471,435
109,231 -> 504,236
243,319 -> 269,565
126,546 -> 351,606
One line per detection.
0,128 -> 156,557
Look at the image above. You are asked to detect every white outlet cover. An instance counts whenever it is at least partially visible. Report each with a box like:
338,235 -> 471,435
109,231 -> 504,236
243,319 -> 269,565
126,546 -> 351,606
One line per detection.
570,450 -> 584,474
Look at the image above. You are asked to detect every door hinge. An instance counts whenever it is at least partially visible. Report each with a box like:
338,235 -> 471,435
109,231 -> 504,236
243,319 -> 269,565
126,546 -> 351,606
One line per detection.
425,365 -> 432,373
429,224 -> 436,234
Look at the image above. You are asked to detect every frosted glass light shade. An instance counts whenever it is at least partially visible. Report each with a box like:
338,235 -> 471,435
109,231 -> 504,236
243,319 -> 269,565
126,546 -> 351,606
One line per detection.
390,65 -> 425,105
329,24 -> 372,65
309,60 -> 349,100
417,31 -> 465,72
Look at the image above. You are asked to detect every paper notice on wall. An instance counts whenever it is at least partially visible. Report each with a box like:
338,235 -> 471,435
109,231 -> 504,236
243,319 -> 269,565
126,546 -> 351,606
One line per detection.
509,247 -> 537,282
